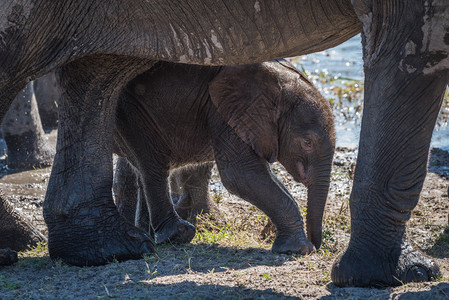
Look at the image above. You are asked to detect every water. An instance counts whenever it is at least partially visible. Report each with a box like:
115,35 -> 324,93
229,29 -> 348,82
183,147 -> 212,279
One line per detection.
294,35 -> 364,81
291,34 -> 449,150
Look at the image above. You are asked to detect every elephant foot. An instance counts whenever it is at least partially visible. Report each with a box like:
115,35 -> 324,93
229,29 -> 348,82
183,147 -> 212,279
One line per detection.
0,249 -> 18,266
5,131 -> 55,169
154,217 -> 196,244
271,231 -> 314,255
331,239 -> 440,287
46,207 -> 154,267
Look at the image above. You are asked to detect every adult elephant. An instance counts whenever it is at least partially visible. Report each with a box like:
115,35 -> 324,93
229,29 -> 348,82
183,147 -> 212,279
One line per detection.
0,0 -> 447,287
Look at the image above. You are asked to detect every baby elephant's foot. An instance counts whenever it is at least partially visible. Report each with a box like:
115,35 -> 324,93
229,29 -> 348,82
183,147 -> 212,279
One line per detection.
272,231 -> 314,255
154,217 -> 196,244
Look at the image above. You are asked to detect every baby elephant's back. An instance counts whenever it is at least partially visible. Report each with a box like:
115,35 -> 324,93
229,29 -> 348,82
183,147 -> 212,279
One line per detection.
116,62 -> 221,164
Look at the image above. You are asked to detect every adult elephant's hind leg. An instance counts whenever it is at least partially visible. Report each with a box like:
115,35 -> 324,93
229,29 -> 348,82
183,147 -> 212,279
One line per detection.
332,1 -> 449,287
2,82 -> 55,169
170,162 -> 215,223
43,56 -> 155,266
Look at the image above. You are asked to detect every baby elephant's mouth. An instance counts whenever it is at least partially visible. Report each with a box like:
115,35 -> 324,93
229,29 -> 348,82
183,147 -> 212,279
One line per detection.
296,161 -> 311,186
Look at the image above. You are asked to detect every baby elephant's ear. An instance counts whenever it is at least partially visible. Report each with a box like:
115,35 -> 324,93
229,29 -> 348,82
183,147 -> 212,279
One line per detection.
209,64 -> 282,163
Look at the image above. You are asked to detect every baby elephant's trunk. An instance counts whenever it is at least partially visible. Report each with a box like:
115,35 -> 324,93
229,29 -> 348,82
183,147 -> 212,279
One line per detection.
306,161 -> 332,249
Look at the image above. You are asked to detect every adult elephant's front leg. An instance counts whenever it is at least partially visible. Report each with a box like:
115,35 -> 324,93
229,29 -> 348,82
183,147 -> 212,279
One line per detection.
332,1 -> 449,287
43,55 -> 155,266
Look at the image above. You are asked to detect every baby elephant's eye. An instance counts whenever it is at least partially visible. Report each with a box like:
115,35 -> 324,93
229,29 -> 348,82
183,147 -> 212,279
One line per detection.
301,138 -> 313,151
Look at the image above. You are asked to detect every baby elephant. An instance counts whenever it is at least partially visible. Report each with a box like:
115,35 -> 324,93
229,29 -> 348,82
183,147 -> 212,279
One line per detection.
114,59 -> 335,255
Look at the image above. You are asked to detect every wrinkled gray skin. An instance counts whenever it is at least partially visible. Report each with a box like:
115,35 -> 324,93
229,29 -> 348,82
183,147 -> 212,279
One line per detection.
0,192 -> 46,265
113,157 -> 142,228
168,162 -> 215,223
113,60 -> 335,255
114,158 -> 214,229
0,0 -> 447,287
1,81 -> 54,169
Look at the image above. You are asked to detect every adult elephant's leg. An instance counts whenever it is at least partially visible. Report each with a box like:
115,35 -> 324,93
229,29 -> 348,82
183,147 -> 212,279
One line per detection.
0,81 -> 33,265
0,192 -> 46,253
170,162 -> 215,223
43,55 -> 155,266
2,81 -> 54,169
332,1 -> 449,287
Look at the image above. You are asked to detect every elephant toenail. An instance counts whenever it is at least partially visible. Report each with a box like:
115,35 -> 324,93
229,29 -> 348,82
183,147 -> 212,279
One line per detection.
405,265 -> 428,283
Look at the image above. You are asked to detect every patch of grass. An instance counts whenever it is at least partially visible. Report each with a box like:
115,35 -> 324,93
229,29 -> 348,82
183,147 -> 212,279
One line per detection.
424,226 -> 449,257
192,212 -> 271,249
212,193 -> 223,204
320,230 -> 338,256
145,260 -> 158,279
0,275 -> 21,290
193,215 -> 232,244
143,253 -> 159,265
17,242 -> 51,268
324,213 -> 351,233
141,253 -> 162,280
181,248 -> 193,271
435,230 -> 449,244
16,256 -> 51,268
19,241 -> 48,257
434,274 -> 448,282
321,270 -> 331,284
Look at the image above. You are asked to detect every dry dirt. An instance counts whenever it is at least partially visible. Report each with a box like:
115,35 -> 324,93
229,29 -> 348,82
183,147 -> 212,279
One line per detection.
0,138 -> 448,299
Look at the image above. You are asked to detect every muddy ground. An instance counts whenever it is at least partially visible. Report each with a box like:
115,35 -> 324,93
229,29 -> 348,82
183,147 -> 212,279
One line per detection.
0,132 -> 448,299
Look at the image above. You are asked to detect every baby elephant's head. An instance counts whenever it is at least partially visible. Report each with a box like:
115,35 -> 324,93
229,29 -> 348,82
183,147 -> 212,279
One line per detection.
209,60 -> 335,249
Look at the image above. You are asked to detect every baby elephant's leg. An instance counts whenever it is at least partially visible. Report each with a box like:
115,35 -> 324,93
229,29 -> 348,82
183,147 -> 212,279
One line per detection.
139,165 -> 196,244
115,97 -> 196,245
114,156 -> 195,244
210,117 -> 313,255
170,162 -> 215,223
113,157 -> 149,231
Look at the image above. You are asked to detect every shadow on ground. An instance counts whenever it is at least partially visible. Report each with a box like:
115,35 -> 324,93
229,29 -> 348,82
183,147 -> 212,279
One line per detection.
118,281 -> 300,299
323,282 -> 449,299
